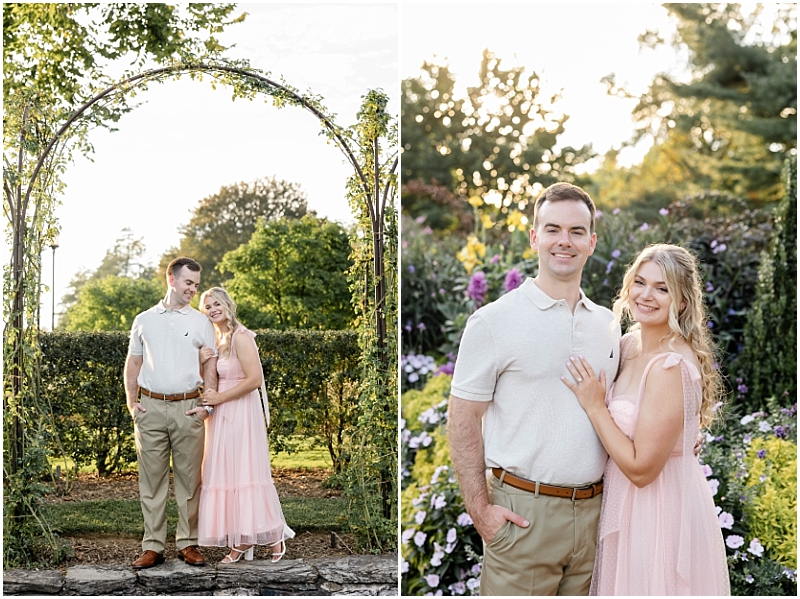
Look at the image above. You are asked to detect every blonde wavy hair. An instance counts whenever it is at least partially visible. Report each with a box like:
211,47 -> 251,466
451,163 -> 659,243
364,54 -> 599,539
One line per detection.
612,244 -> 723,428
199,287 -> 242,359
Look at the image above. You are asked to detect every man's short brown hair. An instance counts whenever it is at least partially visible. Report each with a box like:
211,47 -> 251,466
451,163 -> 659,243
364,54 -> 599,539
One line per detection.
533,183 -> 597,234
167,257 -> 202,280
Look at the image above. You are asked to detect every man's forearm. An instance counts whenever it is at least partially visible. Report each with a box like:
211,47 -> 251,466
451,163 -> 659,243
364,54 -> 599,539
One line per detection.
448,400 -> 491,515
124,357 -> 142,408
203,357 -> 218,392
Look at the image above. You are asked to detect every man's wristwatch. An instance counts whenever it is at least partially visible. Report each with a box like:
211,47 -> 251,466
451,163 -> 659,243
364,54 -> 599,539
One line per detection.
203,406 -> 214,415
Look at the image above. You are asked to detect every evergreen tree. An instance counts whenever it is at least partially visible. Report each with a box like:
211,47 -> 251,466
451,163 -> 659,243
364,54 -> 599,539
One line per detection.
735,155 -> 796,410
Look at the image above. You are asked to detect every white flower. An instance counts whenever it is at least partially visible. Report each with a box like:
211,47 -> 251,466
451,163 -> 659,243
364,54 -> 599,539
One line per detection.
400,418 -> 406,429
401,559 -> 409,573
707,478 -> 719,496
457,512 -> 473,526
748,538 -> 764,557
402,528 -> 415,544
726,535 -> 745,549
433,494 -> 447,509
701,464 -> 713,477
424,573 -> 440,588
421,431 -> 433,447
408,372 -> 420,383
447,528 -> 457,544
705,432 -> 716,443
431,543 -> 445,566
466,577 -> 481,591
718,512 -> 734,529
716,505 -> 722,515
445,542 -> 456,554
414,531 -> 427,547
415,510 -> 427,525
758,421 -> 771,433
408,435 -> 421,449
740,414 -> 755,425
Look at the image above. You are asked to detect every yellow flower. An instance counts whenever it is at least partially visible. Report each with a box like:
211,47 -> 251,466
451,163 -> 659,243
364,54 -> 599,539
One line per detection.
468,195 -> 484,208
480,213 -> 494,230
456,235 -> 487,273
522,246 -> 536,260
506,210 -> 528,232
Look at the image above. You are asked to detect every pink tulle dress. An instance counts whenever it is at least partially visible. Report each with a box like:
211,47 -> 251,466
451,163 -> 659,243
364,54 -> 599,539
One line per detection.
198,327 -> 295,549
591,336 -> 730,595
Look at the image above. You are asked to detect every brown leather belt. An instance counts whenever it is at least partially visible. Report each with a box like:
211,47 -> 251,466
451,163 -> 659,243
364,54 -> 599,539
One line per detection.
492,468 -> 603,500
139,387 -> 201,401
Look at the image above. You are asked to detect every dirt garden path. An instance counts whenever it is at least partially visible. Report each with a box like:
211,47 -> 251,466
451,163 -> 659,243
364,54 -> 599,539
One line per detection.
45,468 -> 357,567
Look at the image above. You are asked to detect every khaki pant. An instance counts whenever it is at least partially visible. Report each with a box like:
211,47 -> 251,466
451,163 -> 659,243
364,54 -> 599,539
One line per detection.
133,394 -> 205,553
480,473 -> 602,596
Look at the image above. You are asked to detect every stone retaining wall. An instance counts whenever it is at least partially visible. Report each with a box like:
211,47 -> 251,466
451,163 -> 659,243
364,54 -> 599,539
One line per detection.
3,555 -> 398,596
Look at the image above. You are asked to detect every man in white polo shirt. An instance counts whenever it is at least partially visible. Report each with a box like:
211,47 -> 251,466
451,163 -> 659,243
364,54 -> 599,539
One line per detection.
448,183 -> 621,595
125,257 -> 219,569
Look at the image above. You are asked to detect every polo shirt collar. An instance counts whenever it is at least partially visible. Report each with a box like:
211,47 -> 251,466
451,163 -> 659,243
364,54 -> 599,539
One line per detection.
156,300 -> 192,315
521,277 -> 596,311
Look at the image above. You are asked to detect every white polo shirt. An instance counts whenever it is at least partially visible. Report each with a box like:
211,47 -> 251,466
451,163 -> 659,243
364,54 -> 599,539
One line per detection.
128,301 -> 218,394
451,278 -> 621,485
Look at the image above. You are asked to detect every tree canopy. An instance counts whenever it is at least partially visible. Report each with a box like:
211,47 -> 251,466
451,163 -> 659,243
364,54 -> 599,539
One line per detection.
401,49 -> 593,232
61,275 -> 163,332
599,3 -> 797,210
3,3 -> 245,111
220,214 -> 355,331
157,177 -> 309,289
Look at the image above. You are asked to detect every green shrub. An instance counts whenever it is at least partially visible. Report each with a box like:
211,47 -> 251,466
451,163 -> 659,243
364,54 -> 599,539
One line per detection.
744,437 -> 797,568
735,156 -> 797,410
39,330 -> 360,476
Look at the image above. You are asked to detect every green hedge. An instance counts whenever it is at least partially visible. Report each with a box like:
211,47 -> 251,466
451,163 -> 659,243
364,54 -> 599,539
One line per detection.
38,330 -> 360,476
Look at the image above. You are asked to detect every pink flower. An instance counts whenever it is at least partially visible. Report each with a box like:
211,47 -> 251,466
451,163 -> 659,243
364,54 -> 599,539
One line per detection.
414,531 -> 427,547
718,512 -> 734,529
702,464 -> 713,477
748,538 -> 764,557
726,535 -> 745,549
707,478 -> 719,496
425,573 -> 441,588
504,268 -> 523,292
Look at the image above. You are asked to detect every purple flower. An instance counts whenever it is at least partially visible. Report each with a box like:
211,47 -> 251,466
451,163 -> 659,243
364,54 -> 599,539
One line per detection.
490,254 -> 501,264
613,207 -> 621,215
435,361 -> 455,376
595,209 -> 603,218
467,271 -> 488,306
707,321 -> 714,329
414,531 -> 427,547
605,260 -> 615,274
701,464 -> 713,477
726,535 -> 745,549
774,425 -> 787,438
417,322 -> 427,331
611,249 -> 621,258
706,282 -> 714,292
504,268 -> 523,292
757,449 -> 766,459
639,222 -> 649,231
737,383 -> 748,394
402,528 -> 415,544
404,320 -> 412,332
659,208 -> 669,216
745,575 -> 754,584
414,510 -> 426,524
408,264 -> 416,273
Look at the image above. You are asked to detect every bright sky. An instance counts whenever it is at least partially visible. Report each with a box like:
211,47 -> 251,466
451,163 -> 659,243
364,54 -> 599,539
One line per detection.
42,2 -> 398,329
400,2 -> 686,169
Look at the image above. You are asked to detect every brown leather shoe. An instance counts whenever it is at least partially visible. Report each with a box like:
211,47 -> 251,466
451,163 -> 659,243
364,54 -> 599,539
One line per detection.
132,550 -> 165,569
177,545 -> 206,566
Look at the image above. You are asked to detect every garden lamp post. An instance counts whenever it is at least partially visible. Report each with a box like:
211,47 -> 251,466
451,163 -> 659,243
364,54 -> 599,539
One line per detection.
50,233 -> 59,330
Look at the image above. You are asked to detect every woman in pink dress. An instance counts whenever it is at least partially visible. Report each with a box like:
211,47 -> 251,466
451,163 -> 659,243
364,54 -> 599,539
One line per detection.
197,287 -> 295,563
562,244 -> 730,595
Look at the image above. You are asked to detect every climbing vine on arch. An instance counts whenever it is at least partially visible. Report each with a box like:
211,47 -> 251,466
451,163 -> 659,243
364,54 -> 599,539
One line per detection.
3,58 -> 398,564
